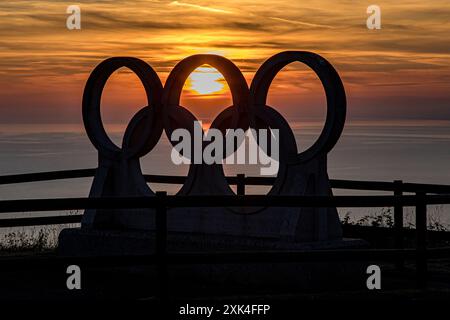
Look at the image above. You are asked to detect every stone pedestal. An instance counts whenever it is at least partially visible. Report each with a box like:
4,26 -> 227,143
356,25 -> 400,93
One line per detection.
59,228 -> 366,256
58,228 -> 368,293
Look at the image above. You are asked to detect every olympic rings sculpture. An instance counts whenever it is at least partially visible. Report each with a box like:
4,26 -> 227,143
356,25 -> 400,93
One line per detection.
81,51 -> 346,242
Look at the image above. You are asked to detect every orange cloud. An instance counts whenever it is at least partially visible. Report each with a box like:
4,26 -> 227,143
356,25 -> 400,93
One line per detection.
0,0 -> 449,123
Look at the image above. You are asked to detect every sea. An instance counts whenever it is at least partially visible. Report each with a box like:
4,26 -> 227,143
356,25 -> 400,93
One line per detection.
1,120 -> 450,242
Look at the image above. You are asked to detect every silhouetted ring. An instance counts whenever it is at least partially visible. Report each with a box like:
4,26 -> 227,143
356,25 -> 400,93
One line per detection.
82,57 -> 163,160
250,51 -> 346,163
162,54 -> 250,158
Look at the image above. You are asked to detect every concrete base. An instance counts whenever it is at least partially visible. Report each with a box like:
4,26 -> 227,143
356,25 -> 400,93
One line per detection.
58,228 -> 368,293
58,227 -> 366,256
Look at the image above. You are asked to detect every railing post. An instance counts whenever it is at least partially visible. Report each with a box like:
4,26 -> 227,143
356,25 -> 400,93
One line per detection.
415,192 -> 427,289
394,180 -> 404,270
155,191 -> 168,304
237,174 -> 245,195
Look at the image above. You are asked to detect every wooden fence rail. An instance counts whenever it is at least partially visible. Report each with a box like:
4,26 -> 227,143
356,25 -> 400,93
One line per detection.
1,169 -> 450,293
3,168 -> 450,193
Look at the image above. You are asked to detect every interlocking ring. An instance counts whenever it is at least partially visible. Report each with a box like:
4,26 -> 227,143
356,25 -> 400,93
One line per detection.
82,52 -> 346,195
248,51 -> 346,197
82,51 -> 346,239
83,57 -> 163,160
250,51 -> 346,163
162,54 -> 250,159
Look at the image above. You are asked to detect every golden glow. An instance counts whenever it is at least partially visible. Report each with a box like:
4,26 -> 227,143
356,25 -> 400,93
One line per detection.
185,67 -> 225,96
1,1 -> 450,122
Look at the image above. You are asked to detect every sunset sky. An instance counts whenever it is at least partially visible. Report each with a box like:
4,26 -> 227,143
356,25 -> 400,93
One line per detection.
0,0 -> 449,124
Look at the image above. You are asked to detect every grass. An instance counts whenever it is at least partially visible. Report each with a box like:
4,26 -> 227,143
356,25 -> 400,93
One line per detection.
341,206 -> 448,231
0,211 -> 80,254
0,228 -> 55,253
0,208 -> 448,253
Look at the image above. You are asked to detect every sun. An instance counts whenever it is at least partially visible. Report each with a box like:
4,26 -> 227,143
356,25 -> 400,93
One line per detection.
186,66 -> 225,95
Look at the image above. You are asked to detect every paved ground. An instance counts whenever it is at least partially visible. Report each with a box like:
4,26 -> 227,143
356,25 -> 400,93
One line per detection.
1,250 -> 449,301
